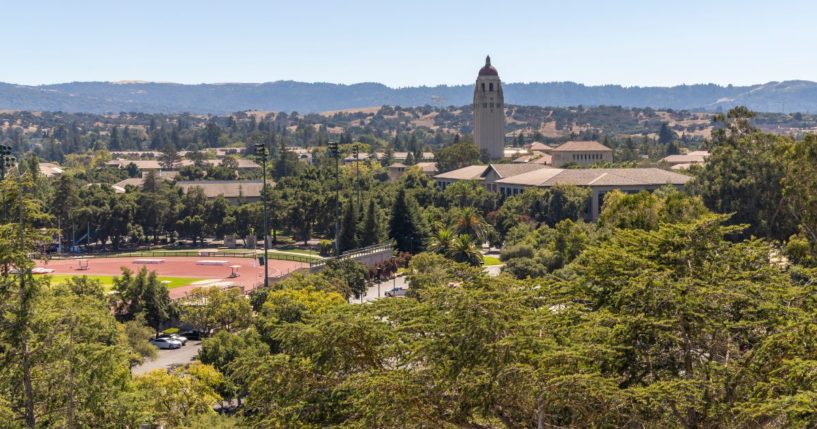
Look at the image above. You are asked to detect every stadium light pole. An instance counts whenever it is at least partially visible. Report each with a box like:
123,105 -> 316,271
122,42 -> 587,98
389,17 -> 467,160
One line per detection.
254,142 -> 270,288
328,140 -> 341,257
352,143 -> 360,210
0,144 -> 16,223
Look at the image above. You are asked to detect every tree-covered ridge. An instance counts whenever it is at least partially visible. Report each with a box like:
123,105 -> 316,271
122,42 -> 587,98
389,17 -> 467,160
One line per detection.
3,79 -> 817,113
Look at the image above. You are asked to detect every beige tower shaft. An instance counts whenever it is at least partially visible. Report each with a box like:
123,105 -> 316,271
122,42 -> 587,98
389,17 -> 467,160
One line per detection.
473,55 -> 505,159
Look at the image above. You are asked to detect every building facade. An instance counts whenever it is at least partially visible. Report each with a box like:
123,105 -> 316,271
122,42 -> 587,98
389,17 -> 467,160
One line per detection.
550,141 -> 614,167
473,56 -> 505,159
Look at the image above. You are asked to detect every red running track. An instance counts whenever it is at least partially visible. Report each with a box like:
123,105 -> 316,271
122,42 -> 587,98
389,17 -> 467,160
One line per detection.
35,256 -> 308,299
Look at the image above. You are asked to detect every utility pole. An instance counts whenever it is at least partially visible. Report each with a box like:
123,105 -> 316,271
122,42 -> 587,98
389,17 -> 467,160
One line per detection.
0,144 -> 16,223
254,142 -> 270,288
328,140 -> 341,257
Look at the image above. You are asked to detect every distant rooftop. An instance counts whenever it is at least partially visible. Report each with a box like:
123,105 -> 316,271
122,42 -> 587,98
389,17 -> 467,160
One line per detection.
551,141 -> 612,152
177,180 -> 265,199
435,165 -> 489,181
495,168 -> 691,188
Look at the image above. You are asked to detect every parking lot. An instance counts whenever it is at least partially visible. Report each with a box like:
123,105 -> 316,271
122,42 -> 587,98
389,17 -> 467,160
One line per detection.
132,341 -> 202,375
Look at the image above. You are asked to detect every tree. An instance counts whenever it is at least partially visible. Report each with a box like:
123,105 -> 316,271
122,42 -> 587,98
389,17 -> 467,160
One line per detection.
110,267 -> 173,336
448,234 -> 483,266
782,134 -> 817,255
435,141 -> 481,172
51,173 -> 81,247
693,108 -> 796,240
599,187 -> 708,230
440,179 -> 496,214
568,215 -> 799,427
159,142 -> 181,170
388,188 -> 427,253
0,171 -> 54,428
134,364 -> 223,427
658,122 -> 677,145
454,206 -> 486,243
428,227 -> 454,255
180,287 -> 252,336
360,198 -> 383,247
176,186 -> 208,245
338,199 -> 358,253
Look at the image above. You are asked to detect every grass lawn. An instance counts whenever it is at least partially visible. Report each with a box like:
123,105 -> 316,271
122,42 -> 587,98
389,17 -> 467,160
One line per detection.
45,274 -> 206,290
272,247 -> 319,256
483,256 -> 502,266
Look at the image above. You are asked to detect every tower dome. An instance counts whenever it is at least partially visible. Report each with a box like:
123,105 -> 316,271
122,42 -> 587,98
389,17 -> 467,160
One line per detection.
478,55 -> 498,76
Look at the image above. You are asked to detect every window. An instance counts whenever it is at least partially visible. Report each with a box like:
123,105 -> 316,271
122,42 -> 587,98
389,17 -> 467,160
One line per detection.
489,83 -> 494,91
481,83 -> 485,92
483,103 -> 488,108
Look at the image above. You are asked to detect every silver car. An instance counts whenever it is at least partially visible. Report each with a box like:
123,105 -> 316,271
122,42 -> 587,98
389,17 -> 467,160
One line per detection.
158,334 -> 188,346
385,287 -> 407,297
150,338 -> 182,349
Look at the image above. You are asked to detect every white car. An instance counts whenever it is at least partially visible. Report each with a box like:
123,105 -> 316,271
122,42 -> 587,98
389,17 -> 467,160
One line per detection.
385,287 -> 408,297
158,334 -> 188,346
150,338 -> 182,350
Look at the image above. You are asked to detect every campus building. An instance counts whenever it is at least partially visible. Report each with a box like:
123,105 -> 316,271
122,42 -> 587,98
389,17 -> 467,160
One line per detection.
550,141 -> 614,167
435,165 -> 691,220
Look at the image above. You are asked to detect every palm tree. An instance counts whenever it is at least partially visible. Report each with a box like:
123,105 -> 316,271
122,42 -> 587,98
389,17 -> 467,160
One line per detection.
448,234 -> 483,266
429,227 -> 454,255
455,207 -> 486,243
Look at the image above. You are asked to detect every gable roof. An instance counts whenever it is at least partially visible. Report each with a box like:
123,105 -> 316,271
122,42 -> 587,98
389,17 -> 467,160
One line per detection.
661,152 -> 709,165
38,162 -> 64,177
529,142 -> 553,152
434,165 -> 489,181
552,141 -> 613,152
415,162 -> 438,174
176,180 -> 265,199
495,168 -> 691,187
484,163 -> 548,179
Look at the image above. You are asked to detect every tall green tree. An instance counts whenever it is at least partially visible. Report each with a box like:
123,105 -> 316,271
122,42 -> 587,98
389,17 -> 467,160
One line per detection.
693,107 -> 798,240
359,198 -> 383,247
388,188 -> 427,253
110,267 -> 173,336
338,199 -> 358,253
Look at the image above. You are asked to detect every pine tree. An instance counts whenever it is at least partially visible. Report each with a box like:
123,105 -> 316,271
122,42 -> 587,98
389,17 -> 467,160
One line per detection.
360,199 -> 382,246
658,122 -> 677,145
338,200 -> 358,253
389,188 -> 427,253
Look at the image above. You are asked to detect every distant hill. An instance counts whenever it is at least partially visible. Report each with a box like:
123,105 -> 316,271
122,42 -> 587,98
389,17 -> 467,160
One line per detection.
2,80 -> 817,114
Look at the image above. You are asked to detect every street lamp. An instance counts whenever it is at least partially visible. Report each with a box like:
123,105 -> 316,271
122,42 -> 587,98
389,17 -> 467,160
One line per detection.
254,142 -> 270,288
328,140 -> 340,257
376,266 -> 382,299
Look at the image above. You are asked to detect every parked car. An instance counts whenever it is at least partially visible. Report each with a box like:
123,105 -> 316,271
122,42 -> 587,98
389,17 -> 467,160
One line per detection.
385,287 -> 407,298
158,334 -> 188,345
150,338 -> 182,350
179,330 -> 203,341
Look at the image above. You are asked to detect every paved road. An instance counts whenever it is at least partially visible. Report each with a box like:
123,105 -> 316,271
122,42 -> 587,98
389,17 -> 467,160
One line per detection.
132,342 -> 202,375
352,275 -> 408,303
351,264 -> 502,304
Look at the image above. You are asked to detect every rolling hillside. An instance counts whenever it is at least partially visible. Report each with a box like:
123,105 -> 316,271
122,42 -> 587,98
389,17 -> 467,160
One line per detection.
1,80 -> 817,114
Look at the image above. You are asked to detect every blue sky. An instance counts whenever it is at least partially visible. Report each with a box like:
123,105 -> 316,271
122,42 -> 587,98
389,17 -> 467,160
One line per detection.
3,0 -> 816,87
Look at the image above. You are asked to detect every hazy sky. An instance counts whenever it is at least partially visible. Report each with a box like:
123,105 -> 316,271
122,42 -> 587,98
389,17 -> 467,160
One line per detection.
4,0 -> 816,87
